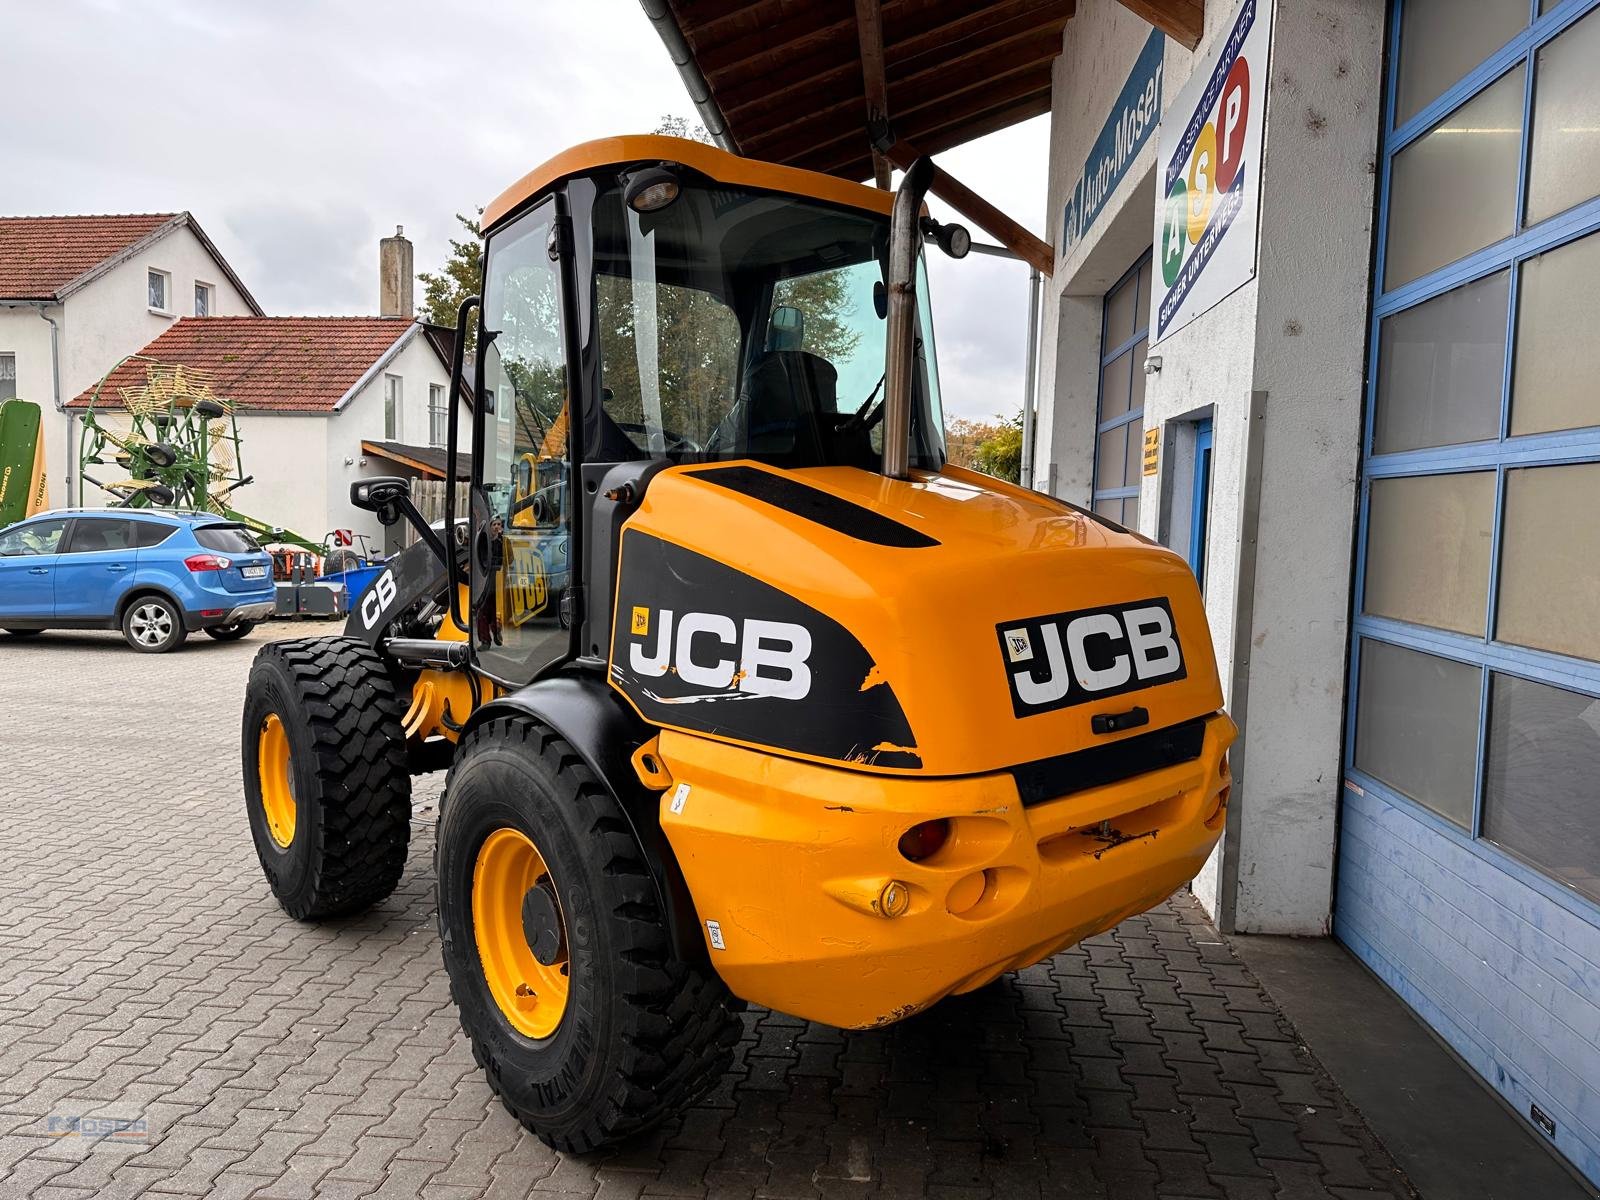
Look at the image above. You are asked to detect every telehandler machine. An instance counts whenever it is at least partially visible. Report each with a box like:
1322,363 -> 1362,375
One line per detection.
241,135 -> 1235,1152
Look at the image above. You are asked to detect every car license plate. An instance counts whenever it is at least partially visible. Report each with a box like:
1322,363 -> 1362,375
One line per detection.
242,565 -> 266,579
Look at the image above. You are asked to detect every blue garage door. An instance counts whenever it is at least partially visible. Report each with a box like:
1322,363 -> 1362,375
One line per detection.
1339,0 -> 1600,1186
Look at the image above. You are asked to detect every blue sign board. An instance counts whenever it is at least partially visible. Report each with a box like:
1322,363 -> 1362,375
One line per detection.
1061,28 -> 1166,253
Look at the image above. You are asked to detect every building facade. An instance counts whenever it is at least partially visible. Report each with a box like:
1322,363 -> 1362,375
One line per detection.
1032,0 -> 1600,1185
0,213 -> 262,503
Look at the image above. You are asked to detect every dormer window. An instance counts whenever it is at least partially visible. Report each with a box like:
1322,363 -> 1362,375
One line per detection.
147,269 -> 171,313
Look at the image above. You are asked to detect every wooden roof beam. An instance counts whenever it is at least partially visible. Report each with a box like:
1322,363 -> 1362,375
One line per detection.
1117,0 -> 1203,50
879,134 -> 1054,277
854,0 -> 892,189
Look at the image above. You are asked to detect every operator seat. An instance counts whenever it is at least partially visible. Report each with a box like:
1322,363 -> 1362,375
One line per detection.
740,349 -> 837,466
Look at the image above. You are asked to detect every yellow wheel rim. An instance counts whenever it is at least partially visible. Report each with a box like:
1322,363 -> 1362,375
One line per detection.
473,828 -> 570,1039
258,713 -> 296,848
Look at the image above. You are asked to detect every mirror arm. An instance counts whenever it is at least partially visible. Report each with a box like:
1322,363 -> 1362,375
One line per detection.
444,295 -> 480,635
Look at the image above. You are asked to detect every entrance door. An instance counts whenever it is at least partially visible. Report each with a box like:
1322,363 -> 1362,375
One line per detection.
1188,419 -> 1213,591
471,197 -> 574,685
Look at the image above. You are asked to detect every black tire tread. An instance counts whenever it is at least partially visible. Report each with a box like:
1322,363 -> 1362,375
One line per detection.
441,716 -> 740,1154
248,636 -> 411,919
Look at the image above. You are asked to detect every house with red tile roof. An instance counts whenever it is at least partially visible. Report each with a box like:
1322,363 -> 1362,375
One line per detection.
0,212 -> 261,503
67,312 -> 466,550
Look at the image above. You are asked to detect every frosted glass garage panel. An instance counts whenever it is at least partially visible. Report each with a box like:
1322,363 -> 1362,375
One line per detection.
1355,639 -> 1480,828
1525,5 -> 1600,226
1496,464 -> 1600,662
1512,230 -> 1600,436
1364,472 -> 1495,635
1484,673 -> 1600,904
1097,425 -> 1127,491
1101,352 -> 1132,421
1394,0 -> 1527,127
1385,68 -> 1525,292
1374,270 -> 1508,453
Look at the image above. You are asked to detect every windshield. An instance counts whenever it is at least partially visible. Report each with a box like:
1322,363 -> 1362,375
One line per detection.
581,177 -> 945,471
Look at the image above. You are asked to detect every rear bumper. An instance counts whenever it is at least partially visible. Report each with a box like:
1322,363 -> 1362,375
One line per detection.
656,712 -> 1236,1029
189,600 -> 275,628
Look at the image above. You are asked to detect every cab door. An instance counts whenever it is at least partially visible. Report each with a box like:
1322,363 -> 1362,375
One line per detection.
0,517 -> 68,620
470,196 -> 576,685
54,516 -> 140,621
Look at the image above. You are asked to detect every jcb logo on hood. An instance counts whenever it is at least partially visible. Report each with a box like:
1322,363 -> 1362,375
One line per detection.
998,598 -> 1185,717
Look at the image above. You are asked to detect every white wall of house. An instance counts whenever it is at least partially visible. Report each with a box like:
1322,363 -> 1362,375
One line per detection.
1034,0 -> 1383,933
1,222 -> 253,506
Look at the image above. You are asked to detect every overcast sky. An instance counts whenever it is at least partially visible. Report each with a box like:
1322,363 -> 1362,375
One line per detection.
3,0 -> 1048,423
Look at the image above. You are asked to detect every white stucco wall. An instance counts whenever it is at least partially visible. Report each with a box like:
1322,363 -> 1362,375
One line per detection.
4,222 -> 255,505
1034,0 -> 1383,933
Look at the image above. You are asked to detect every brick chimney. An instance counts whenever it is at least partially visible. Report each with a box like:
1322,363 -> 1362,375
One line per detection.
379,225 -> 413,318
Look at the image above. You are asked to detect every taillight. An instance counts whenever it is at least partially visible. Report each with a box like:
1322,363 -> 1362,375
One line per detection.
898,818 -> 951,863
184,554 -> 232,572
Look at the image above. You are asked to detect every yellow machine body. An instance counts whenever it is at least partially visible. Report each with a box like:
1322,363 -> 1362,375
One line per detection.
395,135 -> 1236,1031
601,461 -> 1234,1027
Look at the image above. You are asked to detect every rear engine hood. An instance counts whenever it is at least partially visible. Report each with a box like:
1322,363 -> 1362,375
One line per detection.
608,462 -> 1224,777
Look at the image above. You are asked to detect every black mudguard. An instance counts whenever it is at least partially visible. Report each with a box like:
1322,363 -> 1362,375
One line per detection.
461,669 -> 707,970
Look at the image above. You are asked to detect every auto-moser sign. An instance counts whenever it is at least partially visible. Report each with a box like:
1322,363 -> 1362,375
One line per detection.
1060,27 -> 1166,253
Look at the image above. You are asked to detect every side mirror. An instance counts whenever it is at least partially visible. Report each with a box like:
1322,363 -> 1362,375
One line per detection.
768,305 -> 806,351
350,476 -> 410,512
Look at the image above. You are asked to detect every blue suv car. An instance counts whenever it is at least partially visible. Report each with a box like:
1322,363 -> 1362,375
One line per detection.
0,509 -> 276,653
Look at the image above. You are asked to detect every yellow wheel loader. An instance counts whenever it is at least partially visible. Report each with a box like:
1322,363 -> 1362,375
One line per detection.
241,135 -> 1235,1153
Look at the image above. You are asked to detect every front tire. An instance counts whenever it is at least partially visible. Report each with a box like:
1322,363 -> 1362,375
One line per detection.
242,637 -> 411,919
437,717 -> 739,1153
122,595 -> 186,653
205,621 -> 257,642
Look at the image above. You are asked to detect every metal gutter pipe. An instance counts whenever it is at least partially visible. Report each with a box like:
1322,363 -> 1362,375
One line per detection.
1020,267 -> 1041,490
33,306 -> 70,498
638,0 -> 738,152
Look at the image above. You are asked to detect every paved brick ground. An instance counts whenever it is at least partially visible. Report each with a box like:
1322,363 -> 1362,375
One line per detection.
0,627 -> 1416,1199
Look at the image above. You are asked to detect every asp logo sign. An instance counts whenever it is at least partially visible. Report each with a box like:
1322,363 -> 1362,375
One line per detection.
998,597 -> 1185,717
629,607 -> 813,701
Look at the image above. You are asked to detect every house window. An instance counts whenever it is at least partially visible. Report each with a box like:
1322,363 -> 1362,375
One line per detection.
194,282 -> 212,317
384,374 -> 402,440
0,354 -> 15,402
428,383 -> 447,447
147,270 -> 170,312
1091,255 -> 1152,529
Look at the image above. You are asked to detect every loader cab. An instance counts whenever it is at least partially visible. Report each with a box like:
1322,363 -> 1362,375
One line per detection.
465,137 -> 948,689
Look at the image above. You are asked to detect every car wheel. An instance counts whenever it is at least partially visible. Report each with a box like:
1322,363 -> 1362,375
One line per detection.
122,595 -> 187,653
2,629 -> 44,638
205,621 -> 257,642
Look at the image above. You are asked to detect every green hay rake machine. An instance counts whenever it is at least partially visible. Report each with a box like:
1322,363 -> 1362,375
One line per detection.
76,356 -> 319,553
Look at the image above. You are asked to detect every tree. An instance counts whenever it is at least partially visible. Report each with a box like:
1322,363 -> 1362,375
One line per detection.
417,211 -> 483,329
973,412 -> 1024,484
944,416 -> 1009,471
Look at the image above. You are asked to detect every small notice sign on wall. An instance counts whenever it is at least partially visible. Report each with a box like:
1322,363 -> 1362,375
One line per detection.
1142,427 -> 1160,476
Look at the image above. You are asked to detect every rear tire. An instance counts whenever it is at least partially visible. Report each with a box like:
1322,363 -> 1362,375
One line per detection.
436,717 -> 739,1153
205,621 -> 257,642
122,594 -> 186,653
242,637 -> 411,919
